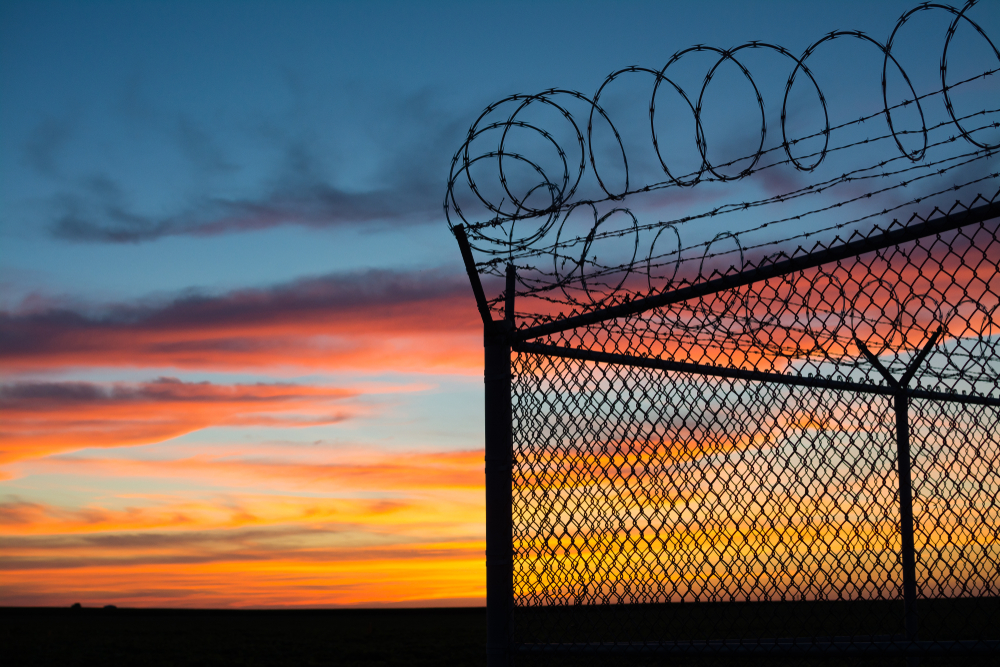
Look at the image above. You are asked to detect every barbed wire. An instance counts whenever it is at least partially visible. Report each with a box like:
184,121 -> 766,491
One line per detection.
445,0 -> 999,327
528,189 -> 1000,400
498,127 -> 993,276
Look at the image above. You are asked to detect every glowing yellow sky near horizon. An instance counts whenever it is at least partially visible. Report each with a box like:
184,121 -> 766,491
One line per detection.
2,441 -> 488,608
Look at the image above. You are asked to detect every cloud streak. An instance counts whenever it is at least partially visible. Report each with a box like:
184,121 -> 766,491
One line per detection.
48,176 -> 444,243
0,377 -> 361,464
1,267 -> 481,373
0,481 -> 483,537
0,492 -> 485,607
12,448 -> 485,494
36,87 -> 467,243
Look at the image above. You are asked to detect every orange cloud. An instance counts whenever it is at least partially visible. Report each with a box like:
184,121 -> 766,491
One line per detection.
0,480 -> 483,536
0,378 -> 361,465
17,448 -> 486,497
1,268 -> 482,374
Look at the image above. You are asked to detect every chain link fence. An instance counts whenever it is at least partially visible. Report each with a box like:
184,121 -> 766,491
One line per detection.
445,3 -> 1000,662
503,199 -> 1000,662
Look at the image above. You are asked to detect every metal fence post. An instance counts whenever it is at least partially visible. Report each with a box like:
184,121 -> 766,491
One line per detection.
859,327 -> 941,663
485,312 -> 513,666
896,389 -> 919,660
452,225 -> 513,665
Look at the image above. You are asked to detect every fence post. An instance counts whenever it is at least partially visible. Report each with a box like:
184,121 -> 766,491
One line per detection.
859,328 -> 941,662
895,389 -> 919,658
484,268 -> 514,667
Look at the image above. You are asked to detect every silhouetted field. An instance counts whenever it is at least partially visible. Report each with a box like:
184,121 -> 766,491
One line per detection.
4,602 -> 997,666
2,606 -> 486,666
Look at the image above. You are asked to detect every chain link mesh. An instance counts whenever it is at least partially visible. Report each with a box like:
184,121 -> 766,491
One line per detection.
507,205 -> 1000,661
525,194 -> 1000,397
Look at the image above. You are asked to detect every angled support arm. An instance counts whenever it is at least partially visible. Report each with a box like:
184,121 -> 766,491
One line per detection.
453,224 -> 495,328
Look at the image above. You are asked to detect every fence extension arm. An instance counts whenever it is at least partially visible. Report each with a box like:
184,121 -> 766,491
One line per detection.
453,224 -> 494,328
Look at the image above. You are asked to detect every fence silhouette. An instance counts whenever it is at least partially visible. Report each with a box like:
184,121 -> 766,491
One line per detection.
447,2 -> 999,664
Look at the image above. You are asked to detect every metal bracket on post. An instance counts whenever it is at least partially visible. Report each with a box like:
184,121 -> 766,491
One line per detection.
484,265 -> 516,667
856,326 -> 943,664
453,224 -> 495,328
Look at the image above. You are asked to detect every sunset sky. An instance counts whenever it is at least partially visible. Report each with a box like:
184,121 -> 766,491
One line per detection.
1,0 -> 994,608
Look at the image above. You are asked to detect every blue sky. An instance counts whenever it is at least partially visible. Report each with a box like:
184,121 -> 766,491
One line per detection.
3,0 -> 952,301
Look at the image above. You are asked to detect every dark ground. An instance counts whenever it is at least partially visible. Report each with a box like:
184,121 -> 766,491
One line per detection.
1,606 -> 486,666
3,604 -> 997,666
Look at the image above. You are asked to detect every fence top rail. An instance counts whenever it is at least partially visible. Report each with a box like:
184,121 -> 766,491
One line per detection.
514,339 -> 1000,405
514,197 -> 1000,342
